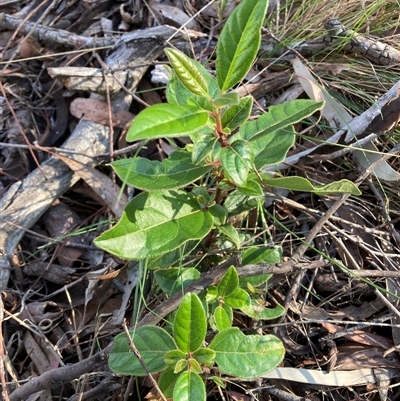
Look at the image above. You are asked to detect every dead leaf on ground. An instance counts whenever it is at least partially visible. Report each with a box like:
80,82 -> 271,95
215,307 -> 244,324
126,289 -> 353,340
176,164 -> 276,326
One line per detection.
70,98 -> 134,129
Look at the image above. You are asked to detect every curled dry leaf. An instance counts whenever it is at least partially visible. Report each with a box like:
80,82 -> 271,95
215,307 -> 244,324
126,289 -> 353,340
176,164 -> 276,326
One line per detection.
70,98 -> 134,129
23,261 -> 77,285
23,301 -> 63,325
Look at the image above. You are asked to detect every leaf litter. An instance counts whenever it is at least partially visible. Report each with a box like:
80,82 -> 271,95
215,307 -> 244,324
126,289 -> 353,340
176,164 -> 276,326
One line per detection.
1,0 -> 400,400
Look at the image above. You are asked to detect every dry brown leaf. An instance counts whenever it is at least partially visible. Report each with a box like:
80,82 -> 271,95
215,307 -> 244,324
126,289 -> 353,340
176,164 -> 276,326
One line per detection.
335,346 -> 400,370
23,261 -> 77,285
54,153 -> 128,218
321,322 -> 393,349
149,2 -> 198,30
70,98 -> 134,129
42,202 -> 85,267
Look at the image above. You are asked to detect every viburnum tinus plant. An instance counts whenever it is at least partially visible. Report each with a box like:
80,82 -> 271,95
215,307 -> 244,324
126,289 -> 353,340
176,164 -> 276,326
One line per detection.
94,0 -> 360,399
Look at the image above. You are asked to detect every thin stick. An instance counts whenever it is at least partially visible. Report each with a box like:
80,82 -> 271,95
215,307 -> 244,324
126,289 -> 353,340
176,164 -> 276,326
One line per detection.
121,320 -> 168,401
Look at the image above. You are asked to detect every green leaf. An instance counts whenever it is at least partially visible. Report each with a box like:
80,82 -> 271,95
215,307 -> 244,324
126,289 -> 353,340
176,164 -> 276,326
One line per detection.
242,246 -> 282,265
206,286 -> 218,303
174,293 -> 207,353
173,371 -> 206,401
210,327 -> 285,378
224,288 -> 251,308
147,241 -> 198,269
127,104 -> 208,141
235,100 -> 324,169
112,150 -> 213,191
221,96 -> 253,131
211,376 -> 226,388
237,100 -> 323,142
208,204 -> 227,226
188,358 -> 203,374
218,224 -> 241,249
220,140 -> 254,186
237,179 -> 263,196
109,326 -> 175,375
216,0 -> 269,91
241,299 -> 285,320
239,274 -> 272,289
261,174 -> 361,195
165,48 -> 209,97
224,191 -> 259,216
158,367 -> 180,398
164,349 -> 187,366
192,134 -> 219,165
166,59 -> 219,107
217,265 -> 239,297
95,190 -> 213,260
193,347 -> 216,365
212,92 -> 240,108
215,305 -> 232,331
155,267 -> 201,297
313,180 -> 362,196
175,359 -> 188,374
251,127 -> 296,169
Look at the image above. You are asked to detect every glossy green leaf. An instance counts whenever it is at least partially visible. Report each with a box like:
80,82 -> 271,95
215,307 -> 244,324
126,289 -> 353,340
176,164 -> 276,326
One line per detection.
155,267 -> 201,296
242,246 -> 282,265
210,327 -> 285,378
158,367 -> 180,398
127,104 -> 208,141
193,347 -> 216,365
192,134 -> 219,165
175,359 -> 188,373
112,150 -> 212,191
224,288 -> 251,308
165,48 -> 209,97
217,266 -> 239,297
221,96 -> 253,131
216,0 -> 269,91
237,100 -> 323,142
174,293 -> 207,353
239,246 -> 282,289
211,376 -> 226,388
164,349 -> 187,366
95,190 -> 213,260
215,305 -> 232,331
251,127 -> 296,169
261,174 -> 361,195
206,286 -> 218,303
241,299 -> 285,320
166,59 -> 219,107
173,371 -> 206,401
224,190 -> 259,216
237,179 -> 263,196
208,204 -> 227,226
220,140 -> 254,186
188,358 -> 203,374
218,224 -> 241,249
109,326 -> 175,376
313,180 -> 362,195
147,241 -> 198,270
212,92 -> 240,108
